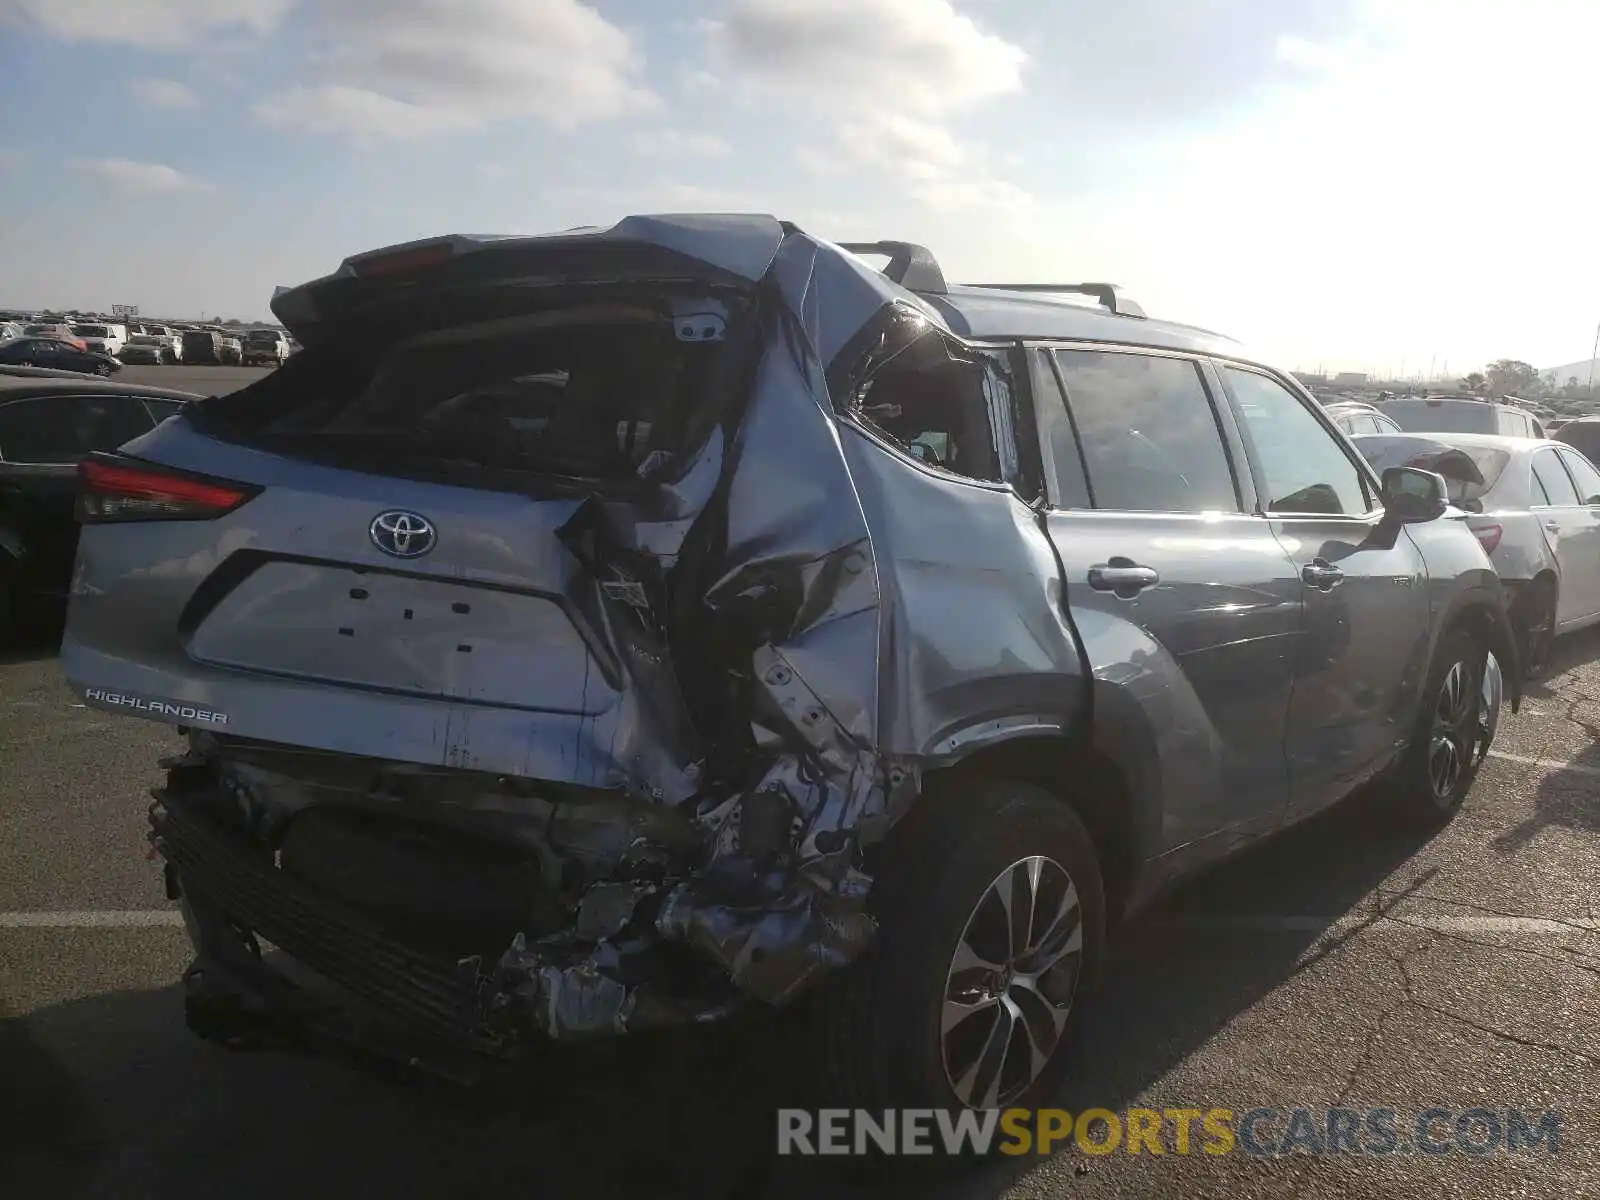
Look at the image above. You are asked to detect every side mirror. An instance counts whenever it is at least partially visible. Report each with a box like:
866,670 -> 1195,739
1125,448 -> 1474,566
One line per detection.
1381,466 -> 1449,523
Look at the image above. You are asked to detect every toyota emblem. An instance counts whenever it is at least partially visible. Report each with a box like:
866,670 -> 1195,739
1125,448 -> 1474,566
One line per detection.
369,510 -> 437,558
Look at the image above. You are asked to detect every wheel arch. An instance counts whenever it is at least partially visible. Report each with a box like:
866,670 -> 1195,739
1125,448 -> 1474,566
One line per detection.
1436,588 -> 1522,712
921,718 -> 1157,920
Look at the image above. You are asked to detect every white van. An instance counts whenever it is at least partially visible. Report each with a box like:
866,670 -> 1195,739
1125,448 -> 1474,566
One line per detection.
71,322 -> 128,356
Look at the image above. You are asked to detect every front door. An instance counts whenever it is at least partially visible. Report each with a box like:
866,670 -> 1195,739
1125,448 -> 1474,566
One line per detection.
1037,346 -> 1303,857
1217,365 -> 1433,819
1532,446 -> 1600,624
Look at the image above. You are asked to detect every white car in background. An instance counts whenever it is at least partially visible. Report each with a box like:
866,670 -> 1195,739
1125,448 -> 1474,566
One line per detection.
70,322 -> 127,356
1353,431 -> 1600,676
131,323 -> 185,361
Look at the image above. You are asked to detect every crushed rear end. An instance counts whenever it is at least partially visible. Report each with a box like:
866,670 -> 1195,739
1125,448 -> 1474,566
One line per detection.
62,215 -> 1087,1070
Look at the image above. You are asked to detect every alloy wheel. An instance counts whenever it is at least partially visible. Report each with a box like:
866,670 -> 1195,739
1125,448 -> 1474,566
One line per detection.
941,855 -> 1084,1108
1428,659 -> 1477,802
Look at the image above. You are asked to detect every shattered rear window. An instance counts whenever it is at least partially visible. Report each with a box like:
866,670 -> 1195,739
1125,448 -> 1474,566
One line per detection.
223,305 -> 738,484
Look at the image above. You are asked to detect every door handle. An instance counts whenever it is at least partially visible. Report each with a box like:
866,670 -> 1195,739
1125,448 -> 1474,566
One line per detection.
1544,520 -> 1560,533
1088,559 -> 1160,598
1301,558 -> 1344,590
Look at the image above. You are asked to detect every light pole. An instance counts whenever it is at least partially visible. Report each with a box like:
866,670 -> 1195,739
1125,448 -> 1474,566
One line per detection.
1587,319 -> 1600,396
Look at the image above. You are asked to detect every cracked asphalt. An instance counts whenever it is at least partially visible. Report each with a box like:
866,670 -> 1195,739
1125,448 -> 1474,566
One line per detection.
2,479 -> 1596,1194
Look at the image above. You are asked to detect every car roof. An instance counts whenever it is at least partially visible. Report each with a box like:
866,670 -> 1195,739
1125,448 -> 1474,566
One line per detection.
0,370 -> 202,402
280,214 -> 1255,362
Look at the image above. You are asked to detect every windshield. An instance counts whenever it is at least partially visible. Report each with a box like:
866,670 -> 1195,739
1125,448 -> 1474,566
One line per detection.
73,325 -> 110,337
129,335 -> 160,345
247,331 -> 278,343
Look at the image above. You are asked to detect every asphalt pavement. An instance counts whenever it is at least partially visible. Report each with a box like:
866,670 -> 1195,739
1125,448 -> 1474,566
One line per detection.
2,394 -> 1597,1195
115,362 -> 274,397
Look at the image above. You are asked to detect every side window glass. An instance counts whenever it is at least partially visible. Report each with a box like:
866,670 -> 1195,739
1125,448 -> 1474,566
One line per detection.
1051,350 -> 1238,512
0,399 -> 79,462
1532,450 -> 1579,506
68,396 -> 155,454
1223,367 -> 1371,516
143,398 -> 183,424
1558,450 -> 1600,505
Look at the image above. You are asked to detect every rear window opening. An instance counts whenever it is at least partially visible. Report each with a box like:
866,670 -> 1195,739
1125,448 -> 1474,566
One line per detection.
844,314 -> 1016,486
193,296 -> 749,490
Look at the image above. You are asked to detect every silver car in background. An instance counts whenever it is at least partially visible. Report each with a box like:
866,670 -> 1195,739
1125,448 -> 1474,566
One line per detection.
1353,432 -> 1600,674
1380,396 -> 1548,440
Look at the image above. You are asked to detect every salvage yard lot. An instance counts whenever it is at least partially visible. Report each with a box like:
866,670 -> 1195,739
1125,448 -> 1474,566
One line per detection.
3,372 -> 1597,1198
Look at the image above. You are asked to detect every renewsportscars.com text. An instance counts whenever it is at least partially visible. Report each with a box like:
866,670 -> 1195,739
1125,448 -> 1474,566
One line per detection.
777,1106 -> 1563,1157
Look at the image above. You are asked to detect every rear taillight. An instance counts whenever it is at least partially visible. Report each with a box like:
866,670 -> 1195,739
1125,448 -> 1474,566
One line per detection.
1472,522 -> 1503,554
77,453 -> 259,522
350,242 -> 455,279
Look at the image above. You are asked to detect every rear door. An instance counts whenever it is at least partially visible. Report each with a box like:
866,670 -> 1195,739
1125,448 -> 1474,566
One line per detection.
1549,447 -> 1600,622
1217,364 -> 1432,819
1529,446 -> 1598,624
1037,345 -> 1303,855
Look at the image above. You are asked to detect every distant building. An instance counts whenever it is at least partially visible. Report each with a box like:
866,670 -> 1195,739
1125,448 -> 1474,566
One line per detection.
1334,371 -> 1369,386
1294,372 -> 1328,386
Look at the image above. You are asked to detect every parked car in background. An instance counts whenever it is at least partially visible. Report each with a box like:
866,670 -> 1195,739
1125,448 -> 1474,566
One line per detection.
181,329 -> 224,364
71,323 -> 127,357
1325,400 -> 1403,436
1553,416 -> 1600,464
130,323 -> 184,361
1381,395 -> 1547,439
215,331 -> 244,365
0,337 -> 121,376
0,375 -> 198,639
119,334 -> 176,365
1352,431 -> 1600,676
241,328 -> 291,366
24,324 -> 88,350
62,215 -> 1521,1119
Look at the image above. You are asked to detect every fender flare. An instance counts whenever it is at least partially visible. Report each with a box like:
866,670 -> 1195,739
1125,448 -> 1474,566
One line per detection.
1436,582 -> 1522,714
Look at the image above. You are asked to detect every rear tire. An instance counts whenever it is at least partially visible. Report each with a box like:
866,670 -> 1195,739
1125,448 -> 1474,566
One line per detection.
1390,626 -> 1486,826
809,779 -> 1105,1126
1515,580 -> 1556,680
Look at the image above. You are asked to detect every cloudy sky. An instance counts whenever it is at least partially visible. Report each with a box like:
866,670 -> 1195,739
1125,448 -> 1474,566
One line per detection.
1,0 -> 1596,374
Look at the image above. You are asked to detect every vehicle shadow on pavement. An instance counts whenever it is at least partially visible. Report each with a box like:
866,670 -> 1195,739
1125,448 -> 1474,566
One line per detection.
1,786 -> 1442,1200
1500,625 -> 1600,853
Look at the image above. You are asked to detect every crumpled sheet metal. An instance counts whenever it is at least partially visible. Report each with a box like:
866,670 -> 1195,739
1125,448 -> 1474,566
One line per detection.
500,228 -> 1076,1032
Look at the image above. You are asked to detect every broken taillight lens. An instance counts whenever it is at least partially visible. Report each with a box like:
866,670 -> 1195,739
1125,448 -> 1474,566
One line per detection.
77,453 -> 260,522
349,242 -> 455,279
1472,522 -> 1503,554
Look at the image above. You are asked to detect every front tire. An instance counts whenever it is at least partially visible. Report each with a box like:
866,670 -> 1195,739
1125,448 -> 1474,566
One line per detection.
809,779 -> 1105,1120
1391,627 -> 1486,825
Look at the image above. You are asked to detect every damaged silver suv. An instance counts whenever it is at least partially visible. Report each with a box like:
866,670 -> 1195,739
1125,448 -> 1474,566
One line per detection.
63,215 -> 1519,1113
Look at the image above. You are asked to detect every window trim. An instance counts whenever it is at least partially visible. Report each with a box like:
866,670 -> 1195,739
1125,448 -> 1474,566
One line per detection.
1213,361 -> 1383,521
1530,447 -> 1580,508
1039,342 -> 1248,515
1553,445 -> 1600,507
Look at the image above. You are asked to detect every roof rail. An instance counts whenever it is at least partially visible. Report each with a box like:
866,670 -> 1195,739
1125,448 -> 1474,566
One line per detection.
963,282 -> 1146,319
838,241 -> 948,294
